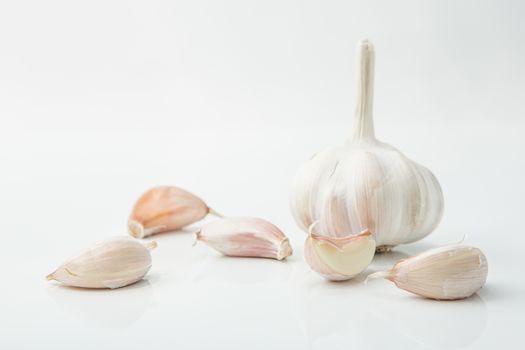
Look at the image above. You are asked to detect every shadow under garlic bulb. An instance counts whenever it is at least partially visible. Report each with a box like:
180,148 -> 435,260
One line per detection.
290,40 -> 444,251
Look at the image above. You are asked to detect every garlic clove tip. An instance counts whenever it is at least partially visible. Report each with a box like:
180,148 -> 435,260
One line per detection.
364,270 -> 392,284
208,207 -> 224,218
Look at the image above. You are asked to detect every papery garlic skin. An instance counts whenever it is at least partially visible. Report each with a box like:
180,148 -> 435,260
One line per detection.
195,217 -> 293,260
128,186 -> 221,238
47,238 -> 156,289
290,40 -> 444,250
367,245 -> 488,300
305,226 -> 376,281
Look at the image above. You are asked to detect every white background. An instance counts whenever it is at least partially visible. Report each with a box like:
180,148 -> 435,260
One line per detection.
1,1 -> 524,349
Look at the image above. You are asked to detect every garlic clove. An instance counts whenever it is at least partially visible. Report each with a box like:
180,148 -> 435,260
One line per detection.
128,186 -> 221,238
195,217 -> 293,260
305,223 -> 376,281
367,245 -> 488,300
46,238 -> 157,289
290,40 -> 444,251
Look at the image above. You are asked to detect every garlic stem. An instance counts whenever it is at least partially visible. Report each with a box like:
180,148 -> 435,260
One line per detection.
353,40 -> 375,141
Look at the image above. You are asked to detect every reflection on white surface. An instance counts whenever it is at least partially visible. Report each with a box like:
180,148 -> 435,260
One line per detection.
369,250 -> 410,269
191,255 -> 294,285
46,279 -> 153,329
295,257 -> 487,349
369,294 -> 487,349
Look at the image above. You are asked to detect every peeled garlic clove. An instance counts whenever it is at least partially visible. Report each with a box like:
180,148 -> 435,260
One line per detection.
128,186 -> 221,238
46,238 -> 157,289
305,223 -> 376,281
367,245 -> 488,300
290,40 -> 444,251
195,217 -> 293,260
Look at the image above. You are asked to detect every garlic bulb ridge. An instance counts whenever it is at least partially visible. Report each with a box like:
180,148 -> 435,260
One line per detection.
290,40 -> 444,250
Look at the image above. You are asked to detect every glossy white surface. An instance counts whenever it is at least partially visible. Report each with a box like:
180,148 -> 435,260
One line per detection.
1,127 -> 522,349
1,1 -> 523,349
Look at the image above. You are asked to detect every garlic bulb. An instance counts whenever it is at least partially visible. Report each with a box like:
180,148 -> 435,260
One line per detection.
367,245 -> 488,300
290,40 -> 444,250
305,222 -> 376,281
195,217 -> 293,260
128,186 -> 221,238
47,238 -> 157,289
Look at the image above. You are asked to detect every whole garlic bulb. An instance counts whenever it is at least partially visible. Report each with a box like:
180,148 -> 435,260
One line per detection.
290,40 -> 444,250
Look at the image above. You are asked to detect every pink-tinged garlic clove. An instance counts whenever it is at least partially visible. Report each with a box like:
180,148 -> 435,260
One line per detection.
304,223 -> 376,281
195,217 -> 293,260
366,245 -> 488,300
128,186 -> 221,238
46,238 -> 157,289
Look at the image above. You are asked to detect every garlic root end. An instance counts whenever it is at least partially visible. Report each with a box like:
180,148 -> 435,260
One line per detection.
128,220 -> 145,239
376,245 -> 394,253
192,231 -> 201,247
277,238 -> 293,260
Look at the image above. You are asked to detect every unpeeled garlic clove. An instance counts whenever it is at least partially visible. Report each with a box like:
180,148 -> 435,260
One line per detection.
128,186 -> 221,238
367,245 -> 488,300
46,238 -> 157,289
195,217 -> 293,260
305,222 -> 376,281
